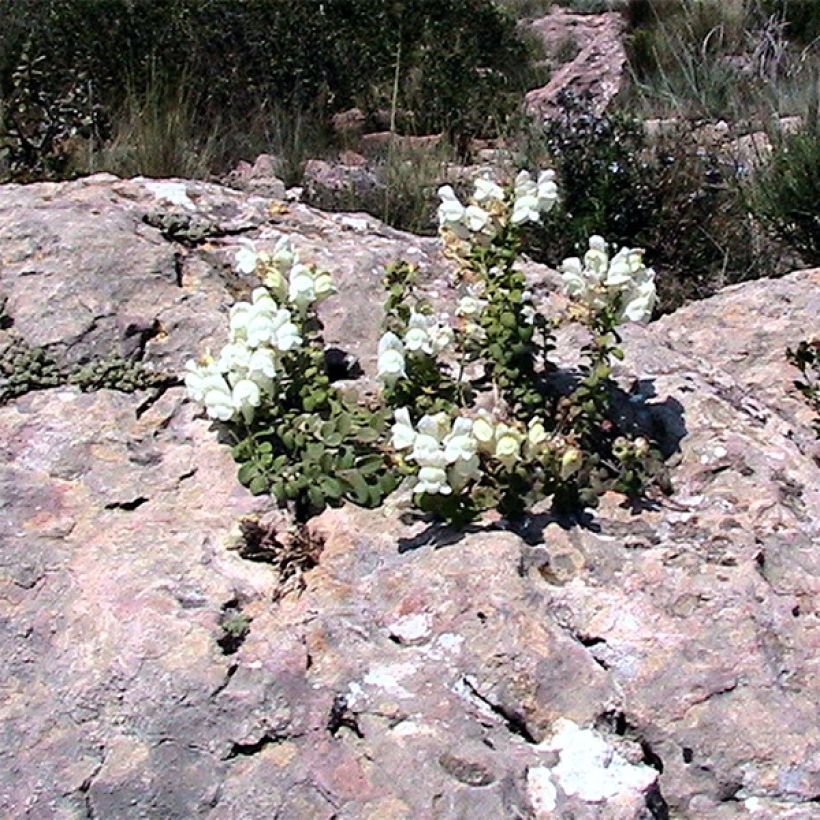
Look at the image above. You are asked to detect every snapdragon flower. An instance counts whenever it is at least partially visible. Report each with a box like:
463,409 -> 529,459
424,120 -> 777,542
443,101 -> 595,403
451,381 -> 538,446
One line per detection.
390,408 -> 482,495
229,288 -> 302,351
185,360 -> 264,424
511,170 -> 559,225
404,312 -> 454,356
473,175 -> 505,204
288,263 -> 336,310
235,240 -> 261,275
561,237 -> 656,323
437,185 -> 466,228
377,332 -> 407,385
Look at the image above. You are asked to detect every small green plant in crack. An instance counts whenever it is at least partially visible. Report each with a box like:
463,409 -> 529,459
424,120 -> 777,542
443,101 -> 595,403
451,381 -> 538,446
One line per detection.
787,339 -> 820,437
1,331 -> 175,404
143,211 -> 221,246
0,333 -> 64,403
217,610 -> 252,655
69,355 -> 174,393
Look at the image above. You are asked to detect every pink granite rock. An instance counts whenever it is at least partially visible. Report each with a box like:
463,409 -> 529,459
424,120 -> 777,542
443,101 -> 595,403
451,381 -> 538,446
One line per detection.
0,174 -> 818,818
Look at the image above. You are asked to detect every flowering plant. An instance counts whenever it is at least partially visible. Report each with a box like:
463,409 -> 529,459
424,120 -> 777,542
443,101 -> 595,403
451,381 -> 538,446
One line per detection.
185,237 -> 399,519
377,170 -> 665,523
185,169 -> 667,526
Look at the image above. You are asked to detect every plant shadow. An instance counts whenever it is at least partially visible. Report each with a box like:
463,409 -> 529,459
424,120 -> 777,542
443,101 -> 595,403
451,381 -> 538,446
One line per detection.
397,376 -> 687,553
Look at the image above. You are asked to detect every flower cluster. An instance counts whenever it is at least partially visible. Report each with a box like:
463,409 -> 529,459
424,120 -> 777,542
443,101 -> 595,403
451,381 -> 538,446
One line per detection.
560,236 -> 656,324
377,312 -> 455,385
437,169 -> 558,243
185,236 -> 334,423
391,408 -> 481,494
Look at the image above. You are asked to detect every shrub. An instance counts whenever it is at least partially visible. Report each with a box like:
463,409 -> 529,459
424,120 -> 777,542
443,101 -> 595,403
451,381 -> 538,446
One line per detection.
184,169 -> 669,528
747,121 -> 820,266
0,0 -> 537,180
521,94 -> 770,313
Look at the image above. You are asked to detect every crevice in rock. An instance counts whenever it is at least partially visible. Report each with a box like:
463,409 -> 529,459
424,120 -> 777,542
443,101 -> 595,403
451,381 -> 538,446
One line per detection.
134,384 -> 178,419
459,676 -> 538,744
327,694 -> 364,739
596,710 -> 665,772
225,732 -> 284,759
211,663 -> 238,698
645,782 -> 670,819
173,251 -> 185,287
104,496 -> 149,511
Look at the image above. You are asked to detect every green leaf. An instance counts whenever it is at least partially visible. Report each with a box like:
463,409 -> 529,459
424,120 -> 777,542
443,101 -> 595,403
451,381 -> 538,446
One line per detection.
249,475 -> 269,495
237,462 -> 257,485
307,485 -> 325,510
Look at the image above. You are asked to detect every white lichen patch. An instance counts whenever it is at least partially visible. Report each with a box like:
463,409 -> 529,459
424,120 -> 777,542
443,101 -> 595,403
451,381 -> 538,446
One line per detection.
362,663 -> 417,699
388,613 -> 432,644
541,718 -> 658,803
527,766 -> 558,816
143,180 -> 197,210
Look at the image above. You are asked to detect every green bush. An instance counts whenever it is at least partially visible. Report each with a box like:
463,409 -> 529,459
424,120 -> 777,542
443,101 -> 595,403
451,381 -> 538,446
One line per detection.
0,0 -> 536,180
748,121 -> 820,266
521,94 -> 770,313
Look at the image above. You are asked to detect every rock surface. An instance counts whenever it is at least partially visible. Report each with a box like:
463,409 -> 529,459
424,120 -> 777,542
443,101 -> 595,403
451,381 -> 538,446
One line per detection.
0,174 -> 818,818
526,9 -> 627,118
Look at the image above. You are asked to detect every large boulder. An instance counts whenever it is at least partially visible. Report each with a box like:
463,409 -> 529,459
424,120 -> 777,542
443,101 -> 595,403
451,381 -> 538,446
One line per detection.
0,174 -> 818,818
525,9 -> 628,118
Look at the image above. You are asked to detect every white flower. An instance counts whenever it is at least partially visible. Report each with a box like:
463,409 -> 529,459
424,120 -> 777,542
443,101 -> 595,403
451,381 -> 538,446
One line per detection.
437,185 -> 466,227
184,358 -> 222,403
391,407 -> 416,450
202,376 -> 235,421
526,418 -> 548,457
536,169 -> 558,212
403,412 -> 482,496
272,235 -> 296,273
493,423 -> 523,469
560,447 -> 583,480
288,263 -> 336,310
514,170 -> 537,199
232,378 -> 261,424
472,412 -> 496,452
247,347 -> 277,388
218,341 -> 253,376
443,417 -> 478,463
416,465 -> 451,495
464,204 -> 491,233
511,194 -> 540,225
234,241 -> 259,275
473,175 -> 505,204
448,454 -> 481,492
404,312 -> 452,356
377,332 -> 406,385
457,295 -> 488,318
270,309 -> 302,351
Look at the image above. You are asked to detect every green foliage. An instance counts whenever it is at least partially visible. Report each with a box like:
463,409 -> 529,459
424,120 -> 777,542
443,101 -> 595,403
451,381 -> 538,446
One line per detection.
0,333 -> 64,403
69,355 -> 173,393
0,329 -> 173,404
787,339 -> 820,437
761,0 -> 820,44
522,94 -> 769,312
624,0 -> 820,121
377,178 -> 667,526
748,121 -> 820,266
0,0 -> 536,180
